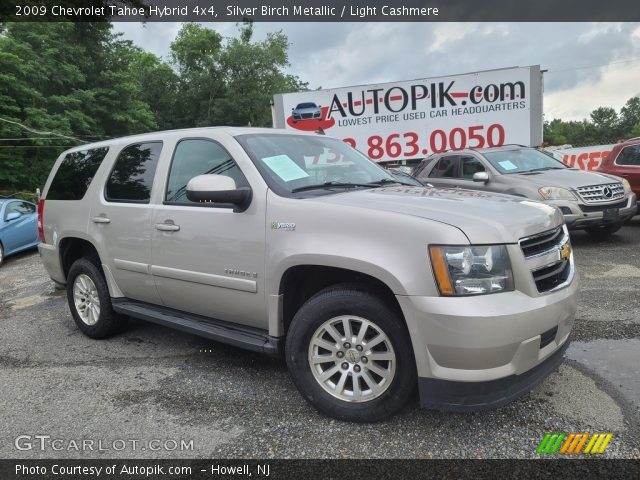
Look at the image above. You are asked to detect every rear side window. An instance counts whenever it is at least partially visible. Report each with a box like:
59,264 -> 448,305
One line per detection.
47,147 -> 109,200
105,142 -> 163,203
429,156 -> 459,178
616,145 -> 640,166
165,139 -> 248,205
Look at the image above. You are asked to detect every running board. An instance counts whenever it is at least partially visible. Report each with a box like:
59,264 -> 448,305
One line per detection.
112,299 -> 281,357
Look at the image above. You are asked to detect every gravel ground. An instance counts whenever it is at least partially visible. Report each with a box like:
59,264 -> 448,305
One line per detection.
0,219 -> 638,459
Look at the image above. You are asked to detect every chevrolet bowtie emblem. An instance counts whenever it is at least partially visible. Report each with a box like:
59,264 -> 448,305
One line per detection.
560,243 -> 572,261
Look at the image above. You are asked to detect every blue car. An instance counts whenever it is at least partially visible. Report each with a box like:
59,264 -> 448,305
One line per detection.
0,199 -> 39,267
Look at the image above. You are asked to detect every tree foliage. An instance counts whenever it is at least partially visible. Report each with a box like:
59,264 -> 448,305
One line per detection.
544,96 -> 640,146
0,21 -> 306,191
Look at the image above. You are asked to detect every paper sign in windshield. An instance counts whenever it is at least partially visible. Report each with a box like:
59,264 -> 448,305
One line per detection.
261,155 -> 310,182
498,160 -> 518,171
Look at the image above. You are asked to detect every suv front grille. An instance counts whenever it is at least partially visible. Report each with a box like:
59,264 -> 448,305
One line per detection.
579,199 -> 628,212
576,183 -> 624,203
519,225 -> 574,293
519,226 -> 563,258
532,260 -> 572,293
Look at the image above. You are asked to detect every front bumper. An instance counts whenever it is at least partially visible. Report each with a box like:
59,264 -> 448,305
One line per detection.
548,193 -> 637,229
396,267 -> 578,410
418,337 -> 570,410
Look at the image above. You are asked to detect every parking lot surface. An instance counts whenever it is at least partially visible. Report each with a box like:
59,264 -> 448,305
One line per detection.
1,219 -> 639,459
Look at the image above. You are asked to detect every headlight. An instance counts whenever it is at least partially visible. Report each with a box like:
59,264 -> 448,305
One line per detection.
538,186 -> 577,201
621,178 -> 631,195
429,245 -> 514,296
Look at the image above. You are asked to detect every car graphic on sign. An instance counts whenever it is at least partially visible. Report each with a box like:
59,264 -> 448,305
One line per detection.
291,102 -> 322,122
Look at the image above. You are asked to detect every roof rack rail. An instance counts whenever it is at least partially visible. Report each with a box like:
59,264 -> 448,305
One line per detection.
428,143 -> 530,156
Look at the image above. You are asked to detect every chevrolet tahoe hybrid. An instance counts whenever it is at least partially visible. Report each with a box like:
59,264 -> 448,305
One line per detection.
38,128 -> 578,421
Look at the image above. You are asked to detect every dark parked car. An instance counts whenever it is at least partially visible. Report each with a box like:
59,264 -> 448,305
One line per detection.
414,145 -> 637,237
596,137 -> 640,203
291,102 -> 322,122
0,199 -> 38,266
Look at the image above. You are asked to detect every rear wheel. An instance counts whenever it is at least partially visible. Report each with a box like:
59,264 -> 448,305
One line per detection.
285,285 -> 416,422
66,257 -> 126,338
585,222 -> 623,238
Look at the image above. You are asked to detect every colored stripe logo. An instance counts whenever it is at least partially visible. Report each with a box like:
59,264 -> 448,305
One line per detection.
537,432 -> 613,455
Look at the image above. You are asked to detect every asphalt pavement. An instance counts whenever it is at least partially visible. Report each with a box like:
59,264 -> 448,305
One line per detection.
0,219 -> 638,459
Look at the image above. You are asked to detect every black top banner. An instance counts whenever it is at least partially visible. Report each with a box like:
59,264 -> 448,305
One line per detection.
1,0 -> 640,22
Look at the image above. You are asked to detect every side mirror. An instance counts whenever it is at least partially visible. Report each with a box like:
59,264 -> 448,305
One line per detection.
186,174 -> 251,212
6,212 -> 22,221
473,172 -> 489,183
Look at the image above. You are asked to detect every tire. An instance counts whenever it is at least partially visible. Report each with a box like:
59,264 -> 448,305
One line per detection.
66,257 -> 127,338
0,242 -> 4,267
585,222 -> 623,238
285,284 -> 416,422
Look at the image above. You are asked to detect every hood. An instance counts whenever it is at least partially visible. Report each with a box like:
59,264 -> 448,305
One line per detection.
312,186 -> 563,244
510,168 -> 621,189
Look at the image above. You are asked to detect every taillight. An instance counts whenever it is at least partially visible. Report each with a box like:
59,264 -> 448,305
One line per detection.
37,199 -> 45,243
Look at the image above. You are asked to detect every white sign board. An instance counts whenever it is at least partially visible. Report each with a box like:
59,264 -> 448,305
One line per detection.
548,144 -> 616,170
273,66 -> 543,162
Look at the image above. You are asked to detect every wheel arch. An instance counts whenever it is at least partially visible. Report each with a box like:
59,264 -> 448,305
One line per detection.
278,264 -> 406,337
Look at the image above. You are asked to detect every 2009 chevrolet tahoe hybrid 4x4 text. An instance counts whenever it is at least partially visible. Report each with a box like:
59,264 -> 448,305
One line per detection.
38,128 -> 578,422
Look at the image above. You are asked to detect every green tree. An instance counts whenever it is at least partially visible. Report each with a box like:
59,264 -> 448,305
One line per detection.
0,21 -> 157,191
619,96 -> 640,134
170,23 -> 224,128
215,23 -> 307,127
170,22 -> 307,128
130,52 -> 180,130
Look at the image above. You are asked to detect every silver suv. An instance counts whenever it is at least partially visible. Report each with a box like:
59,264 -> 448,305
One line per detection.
38,128 -> 578,421
414,146 -> 637,238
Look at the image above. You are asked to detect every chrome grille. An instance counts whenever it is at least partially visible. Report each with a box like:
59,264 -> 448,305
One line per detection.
531,260 -> 571,293
576,183 -> 624,203
519,226 -> 563,258
519,225 -> 574,293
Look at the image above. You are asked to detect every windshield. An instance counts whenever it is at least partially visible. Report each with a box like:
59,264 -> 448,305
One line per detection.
296,103 -> 317,109
236,134 -> 399,196
483,148 -> 567,174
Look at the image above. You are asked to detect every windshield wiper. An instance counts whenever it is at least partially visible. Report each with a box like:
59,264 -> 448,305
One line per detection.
522,167 -> 564,173
367,178 -> 405,186
291,181 -> 373,193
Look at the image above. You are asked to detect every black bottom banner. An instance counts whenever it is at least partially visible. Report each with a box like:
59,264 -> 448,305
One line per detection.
1,459 -> 638,480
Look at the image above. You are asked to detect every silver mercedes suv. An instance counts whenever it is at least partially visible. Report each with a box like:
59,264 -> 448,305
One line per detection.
38,128 -> 578,421
414,146 -> 637,238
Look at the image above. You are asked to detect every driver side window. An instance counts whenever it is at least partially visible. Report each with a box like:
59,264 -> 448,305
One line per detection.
165,139 -> 248,205
460,156 -> 485,179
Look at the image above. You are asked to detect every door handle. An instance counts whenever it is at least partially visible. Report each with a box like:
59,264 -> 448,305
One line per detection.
155,222 -> 180,232
92,216 -> 111,224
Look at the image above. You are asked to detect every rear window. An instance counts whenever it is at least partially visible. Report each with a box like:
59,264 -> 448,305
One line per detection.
105,142 -> 162,203
47,147 -> 109,200
616,145 -> 640,166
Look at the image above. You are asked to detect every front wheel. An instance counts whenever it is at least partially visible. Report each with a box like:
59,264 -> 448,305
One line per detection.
285,285 -> 416,422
